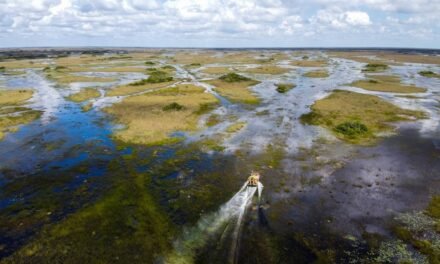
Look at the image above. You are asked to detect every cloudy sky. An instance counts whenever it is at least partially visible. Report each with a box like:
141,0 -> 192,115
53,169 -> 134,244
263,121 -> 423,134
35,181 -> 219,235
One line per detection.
0,0 -> 439,48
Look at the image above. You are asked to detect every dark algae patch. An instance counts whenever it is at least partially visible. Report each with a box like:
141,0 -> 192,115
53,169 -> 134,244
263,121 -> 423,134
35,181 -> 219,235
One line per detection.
300,90 -> 426,144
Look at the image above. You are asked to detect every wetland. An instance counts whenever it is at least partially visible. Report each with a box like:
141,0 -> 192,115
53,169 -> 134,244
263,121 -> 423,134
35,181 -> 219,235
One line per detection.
0,48 -> 439,263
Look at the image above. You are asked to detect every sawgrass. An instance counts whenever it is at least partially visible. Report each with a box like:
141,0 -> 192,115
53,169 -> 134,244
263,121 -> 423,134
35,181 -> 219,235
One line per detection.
362,63 -> 389,72
301,90 -> 426,144
291,60 -> 327,67
303,70 -> 329,78
0,111 -> 41,140
241,65 -> 290,75
276,83 -> 296,93
225,121 -> 247,133
67,88 -> 101,102
45,68 -> 116,84
419,70 -> 440,78
104,84 -> 219,145
206,77 -> 260,105
0,89 -> 33,105
0,59 -> 47,69
350,75 -> 426,93
0,89 -> 41,140
106,81 -> 176,97
201,67 -> 233,75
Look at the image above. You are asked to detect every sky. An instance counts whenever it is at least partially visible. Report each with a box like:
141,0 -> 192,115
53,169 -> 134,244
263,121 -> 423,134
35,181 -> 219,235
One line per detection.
0,0 -> 439,48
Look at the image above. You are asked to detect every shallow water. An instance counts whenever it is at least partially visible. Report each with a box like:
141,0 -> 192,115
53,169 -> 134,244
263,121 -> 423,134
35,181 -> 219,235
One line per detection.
0,51 -> 439,263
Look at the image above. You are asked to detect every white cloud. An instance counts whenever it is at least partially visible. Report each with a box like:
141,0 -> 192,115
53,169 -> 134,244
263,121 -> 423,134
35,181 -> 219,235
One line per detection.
0,0 -> 438,47
311,9 -> 371,29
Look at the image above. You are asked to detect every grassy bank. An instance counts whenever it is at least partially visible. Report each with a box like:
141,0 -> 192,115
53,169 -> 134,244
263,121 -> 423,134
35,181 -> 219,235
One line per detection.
300,90 -> 426,144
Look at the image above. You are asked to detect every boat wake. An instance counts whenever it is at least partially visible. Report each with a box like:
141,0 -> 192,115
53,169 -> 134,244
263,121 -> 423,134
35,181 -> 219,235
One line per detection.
166,181 -> 263,264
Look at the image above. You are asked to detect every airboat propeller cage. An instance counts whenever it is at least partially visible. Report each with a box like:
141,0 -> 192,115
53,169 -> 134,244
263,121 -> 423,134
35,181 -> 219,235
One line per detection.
247,171 -> 260,187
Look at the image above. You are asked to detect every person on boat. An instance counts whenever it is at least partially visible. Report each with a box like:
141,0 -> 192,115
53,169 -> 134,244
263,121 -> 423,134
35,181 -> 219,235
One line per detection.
247,171 -> 260,187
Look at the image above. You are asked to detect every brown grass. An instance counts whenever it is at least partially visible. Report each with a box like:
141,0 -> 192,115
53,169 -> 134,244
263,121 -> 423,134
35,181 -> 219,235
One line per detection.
46,71 -> 116,84
241,65 -> 290,75
206,79 -> 260,105
201,67 -> 234,75
104,84 -> 219,145
351,75 -> 426,93
303,70 -> 329,78
0,59 -> 48,69
0,89 -> 41,140
0,89 -> 33,105
290,60 -> 327,67
106,81 -> 177,97
67,88 -> 101,102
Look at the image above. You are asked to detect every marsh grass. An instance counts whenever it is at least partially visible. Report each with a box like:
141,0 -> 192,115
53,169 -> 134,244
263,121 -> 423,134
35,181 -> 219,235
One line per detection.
362,63 -> 389,72
131,70 -> 173,85
241,65 -> 290,75
300,90 -> 426,144
351,75 -> 426,93
44,67 -> 116,84
225,121 -> 246,133
0,89 -> 38,138
303,70 -> 329,78
67,88 -> 101,102
290,60 -> 327,67
206,114 -> 222,127
104,84 -> 219,145
419,70 -> 440,78
206,73 -> 260,104
276,83 -> 296,93
107,81 -> 176,97
0,110 -> 41,140
162,102 -> 185,111
0,89 -> 33,105
201,67 -> 233,75
3,157 -> 175,263
207,78 -> 260,105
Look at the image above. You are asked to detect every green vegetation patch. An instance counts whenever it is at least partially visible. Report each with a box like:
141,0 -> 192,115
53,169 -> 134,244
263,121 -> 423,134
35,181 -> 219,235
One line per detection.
162,102 -> 185,111
426,195 -> 440,219
219,72 -> 251,82
362,63 -> 389,72
419,70 -> 440,78
130,70 -> 173,86
300,90 -> 426,144
276,83 -> 296,93
334,121 -> 369,138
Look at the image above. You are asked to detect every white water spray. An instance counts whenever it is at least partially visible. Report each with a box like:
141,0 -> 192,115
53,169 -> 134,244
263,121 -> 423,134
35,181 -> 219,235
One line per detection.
167,181 -> 262,264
